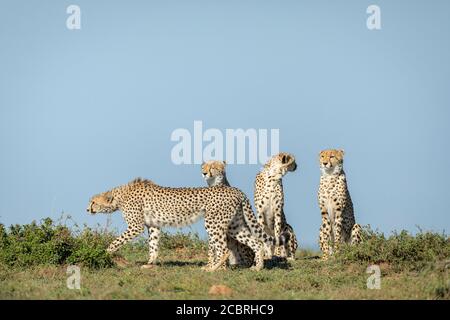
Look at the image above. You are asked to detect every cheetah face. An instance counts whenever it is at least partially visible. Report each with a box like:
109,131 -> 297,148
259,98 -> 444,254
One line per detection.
86,191 -> 118,214
201,160 -> 226,187
319,149 -> 344,175
266,152 -> 297,178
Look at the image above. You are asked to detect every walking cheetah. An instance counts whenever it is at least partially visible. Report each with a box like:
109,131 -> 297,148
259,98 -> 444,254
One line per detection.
318,149 -> 362,260
201,160 -> 254,267
254,153 -> 299,260
87,178 -> 275,271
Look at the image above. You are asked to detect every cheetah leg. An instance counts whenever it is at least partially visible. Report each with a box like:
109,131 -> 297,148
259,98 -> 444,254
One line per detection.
201,235 -> 217,271
107,225 -> 144,254
208,249 -> 230,272
227,211 -> 256,267
274,246 -> 283,257
274,207 -> 284,249
201,218 -> 217,271
286,227 -> 298,261
204,226 -> 229,272
256,212 -> 274,259
239,242 -> 255,267
319,225 -> 330,260
319,209 -> 332,260
333,211 -> 343,253
213,230 -> 229,271
227,237 -> 244,266
351,223 -> 362,245
287,239 -> 298,261
274,232 -> 288,258
256,211 -> 266,231
229,227 -> 264,271
229,226 -> 255,267
262,228 -> 275,259
263,243 -> 274,259
146,226 -> 161,265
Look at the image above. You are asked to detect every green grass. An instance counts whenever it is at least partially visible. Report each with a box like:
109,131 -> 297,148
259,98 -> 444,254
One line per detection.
0,219 -> 449,299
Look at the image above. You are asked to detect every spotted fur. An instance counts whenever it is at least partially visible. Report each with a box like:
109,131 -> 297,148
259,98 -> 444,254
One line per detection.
202,160 -> 254,267
254,153 -> 299,260
318,149 -> 362,260
87,178 -> 275,271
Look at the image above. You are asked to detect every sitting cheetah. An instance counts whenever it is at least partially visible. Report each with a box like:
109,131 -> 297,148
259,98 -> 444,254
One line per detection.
201,160 -> 254,267
87,178 -> 276,271
254,153 -> 299,260
318,149 -> 362,260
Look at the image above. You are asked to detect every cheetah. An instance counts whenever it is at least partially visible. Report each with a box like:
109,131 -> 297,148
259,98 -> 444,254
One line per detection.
87,178 -> 276,271
254,153 -> 299,260
201,160 -> 254,267
318,149 -> 362,260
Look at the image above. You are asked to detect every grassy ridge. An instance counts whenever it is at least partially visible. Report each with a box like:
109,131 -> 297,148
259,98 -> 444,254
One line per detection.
0,219 -> 449,299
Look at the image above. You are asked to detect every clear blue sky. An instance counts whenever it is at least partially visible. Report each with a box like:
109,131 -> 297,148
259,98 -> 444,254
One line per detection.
1,0 -> 449,248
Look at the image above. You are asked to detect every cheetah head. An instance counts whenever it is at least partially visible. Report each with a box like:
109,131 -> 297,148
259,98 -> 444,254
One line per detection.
265,152 -> 297,178
201,160 -> 227,187
87,191 -> 118,214
319,149 -> 344,175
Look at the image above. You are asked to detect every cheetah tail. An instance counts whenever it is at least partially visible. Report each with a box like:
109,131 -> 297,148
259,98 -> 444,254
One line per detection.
241,195 -> 277,247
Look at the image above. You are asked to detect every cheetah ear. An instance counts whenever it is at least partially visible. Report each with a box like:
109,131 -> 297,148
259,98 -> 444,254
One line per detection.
105,192 -> 114,203
319,150 -> 326,162
339,149 -> 345,156
223,160 -> 227,166
281,154 -> 290,164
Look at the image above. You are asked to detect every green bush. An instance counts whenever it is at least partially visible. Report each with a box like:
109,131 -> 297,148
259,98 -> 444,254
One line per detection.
0,218 -> 113,269
66,227 -> 115,268
160,230 -> 207,251
337,226 -> 450,270
0,218 -> 207,269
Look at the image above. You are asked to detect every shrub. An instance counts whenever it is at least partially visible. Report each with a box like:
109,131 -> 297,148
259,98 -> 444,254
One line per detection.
0,219 -> 207,269
160,231 -> 207,251
337,226 -> 450,270
66,227 -> 115,268
0,218 -> 113,269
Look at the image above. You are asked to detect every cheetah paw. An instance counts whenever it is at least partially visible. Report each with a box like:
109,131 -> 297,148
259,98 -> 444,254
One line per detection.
201,265 -> 212,271
250,264 -> 263,271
